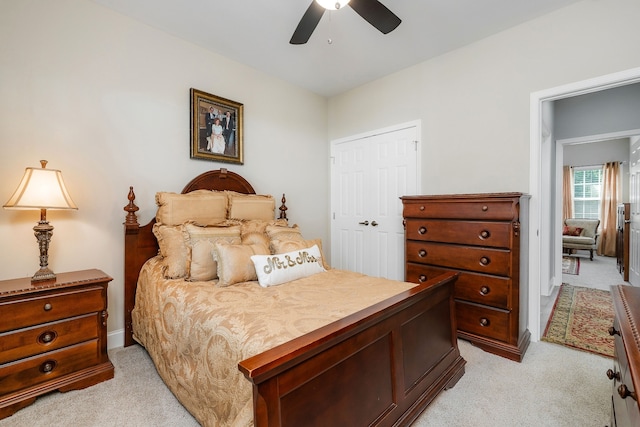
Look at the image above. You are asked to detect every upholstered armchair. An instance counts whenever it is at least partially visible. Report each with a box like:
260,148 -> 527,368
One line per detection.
562,218 -> 600,261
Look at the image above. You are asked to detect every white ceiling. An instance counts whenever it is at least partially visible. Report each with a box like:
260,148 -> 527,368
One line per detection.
91,0 -> 581,97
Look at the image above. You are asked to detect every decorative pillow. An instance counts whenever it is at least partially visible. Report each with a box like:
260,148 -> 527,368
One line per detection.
251,245 -> 326,288
156,190 -> 227,226
215,241 -> 270,287
226,192 -> 275,221
562,226 -> 583,236
183,223 -> 241,281
153,223 -> 189,279
238,218 -> 288,246
271,238 -> 330,270
266,224 -> 304,244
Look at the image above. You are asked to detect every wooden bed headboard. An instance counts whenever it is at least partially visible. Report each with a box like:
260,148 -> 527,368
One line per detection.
123,168 -> 286,346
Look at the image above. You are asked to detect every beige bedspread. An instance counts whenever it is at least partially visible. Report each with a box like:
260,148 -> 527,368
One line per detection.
132,257 -> 417,427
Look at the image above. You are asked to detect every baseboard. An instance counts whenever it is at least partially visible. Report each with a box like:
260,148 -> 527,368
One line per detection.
107,328 -> 125,350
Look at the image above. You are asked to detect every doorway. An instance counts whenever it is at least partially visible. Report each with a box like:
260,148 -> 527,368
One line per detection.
529,67 -> 640,341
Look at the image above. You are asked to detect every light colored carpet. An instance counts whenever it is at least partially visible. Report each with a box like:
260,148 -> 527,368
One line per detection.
0,339 -> 611,427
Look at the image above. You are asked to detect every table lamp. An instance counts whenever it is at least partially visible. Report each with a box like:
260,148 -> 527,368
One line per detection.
3,160 -> 78,282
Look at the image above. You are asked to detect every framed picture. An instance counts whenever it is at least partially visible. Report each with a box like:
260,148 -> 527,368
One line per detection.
190,88 -> 243,164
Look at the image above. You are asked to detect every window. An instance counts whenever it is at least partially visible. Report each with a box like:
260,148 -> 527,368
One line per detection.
573,167 -> 602,219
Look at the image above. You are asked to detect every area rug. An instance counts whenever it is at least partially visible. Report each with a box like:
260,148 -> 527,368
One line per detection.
562,256 -> 580,275
542,283 -> 614,358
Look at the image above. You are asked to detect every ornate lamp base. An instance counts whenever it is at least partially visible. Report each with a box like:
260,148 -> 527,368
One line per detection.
32,215 -> 56,283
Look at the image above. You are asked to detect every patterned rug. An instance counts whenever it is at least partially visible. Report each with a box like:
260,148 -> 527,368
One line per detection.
562,256 -> 580,275
542,283 -> 614,358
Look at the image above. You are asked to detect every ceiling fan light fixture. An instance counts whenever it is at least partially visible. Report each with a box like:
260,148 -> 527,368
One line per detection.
315,0 -> 350,11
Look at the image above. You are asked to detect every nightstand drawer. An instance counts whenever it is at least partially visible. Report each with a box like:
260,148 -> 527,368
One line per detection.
406,241 -> 511,276
0,287 -> 104,332
0,340 -> 100,395
0,314 -> 99,364
404,219 -> 511,248
406,263 -> 511,309
456,300 -> 510,342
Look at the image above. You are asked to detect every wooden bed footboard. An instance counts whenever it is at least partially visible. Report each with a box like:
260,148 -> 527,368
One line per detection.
239,272 -> 465,427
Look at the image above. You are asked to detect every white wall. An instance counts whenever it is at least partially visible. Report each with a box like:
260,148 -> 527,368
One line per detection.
328,0 -> 640,196
0,0 -> 328,345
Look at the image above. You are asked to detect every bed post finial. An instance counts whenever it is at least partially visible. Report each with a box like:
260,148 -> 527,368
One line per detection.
124,186 -> 140,228
279,193 -> 288,220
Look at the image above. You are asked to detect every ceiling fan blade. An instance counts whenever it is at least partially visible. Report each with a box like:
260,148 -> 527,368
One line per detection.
349,0 -> 401,34
290,1 -> 326,45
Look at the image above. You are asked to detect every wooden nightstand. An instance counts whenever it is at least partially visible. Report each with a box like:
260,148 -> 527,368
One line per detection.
0,269 -> 114,419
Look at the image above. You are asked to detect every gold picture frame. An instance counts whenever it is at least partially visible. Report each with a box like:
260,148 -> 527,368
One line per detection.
190,88 -> 243,164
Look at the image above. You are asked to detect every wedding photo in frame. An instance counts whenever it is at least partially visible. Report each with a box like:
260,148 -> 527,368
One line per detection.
190,88 -> 243,164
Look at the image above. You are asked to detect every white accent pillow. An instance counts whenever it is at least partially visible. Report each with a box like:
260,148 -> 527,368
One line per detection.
251,245 -> 326,287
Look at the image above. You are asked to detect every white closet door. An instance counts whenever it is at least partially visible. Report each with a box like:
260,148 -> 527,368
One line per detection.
331,124 -> 418,281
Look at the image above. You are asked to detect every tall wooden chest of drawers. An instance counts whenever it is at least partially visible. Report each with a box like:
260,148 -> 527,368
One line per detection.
402,193 -> 530,362
0,269 -> 114,419
608,285 -> 640,427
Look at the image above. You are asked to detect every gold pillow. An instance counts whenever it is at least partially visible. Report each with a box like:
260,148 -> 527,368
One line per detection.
266,224 -> 304,244
183,223 -> 241,281
153,223 -> 189,279
156,190 -> 227,226
238,218 -> 288,246
271,238 -> 330,270
226,191 -> 275,221
215,241 -> 270,287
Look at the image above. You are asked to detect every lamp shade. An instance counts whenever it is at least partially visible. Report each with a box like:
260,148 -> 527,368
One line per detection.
4,162 -> 77,210
316,0 -> 350,10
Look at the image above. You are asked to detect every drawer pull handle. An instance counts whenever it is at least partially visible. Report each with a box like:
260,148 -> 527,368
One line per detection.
608,326 -> 620,336
480,286 -> 490,295
479,318 -> 490,327
480,257 -> 490,266
618,384 -> 637,401
482,205 -> 488,212
418,226 -> 427,235
40,360 -> 57,374
607,369 -> 620,381
419,206 -> 425,211
38,330 -> 57,345
418,275 -> 427,283
43,303 -> 52,311
418,249 -> 427,258
479,230 -> 490,239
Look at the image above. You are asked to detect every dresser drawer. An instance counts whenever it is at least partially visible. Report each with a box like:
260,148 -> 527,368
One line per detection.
456,300 -> 510,342
406,263 -> 511,309
404,219 -> 511,248
406,241 -> 511,276
0,340 -> 100,395
0,314 -> 99,365
403,199 -> 517,220
0,287 -> 104,333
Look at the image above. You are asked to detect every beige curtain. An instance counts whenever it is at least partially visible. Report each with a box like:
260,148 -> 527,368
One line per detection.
562,166 -> 573,221
597,162 -> 620,256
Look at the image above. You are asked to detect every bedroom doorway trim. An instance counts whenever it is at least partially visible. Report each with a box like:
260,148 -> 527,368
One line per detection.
529,67 -> 640,341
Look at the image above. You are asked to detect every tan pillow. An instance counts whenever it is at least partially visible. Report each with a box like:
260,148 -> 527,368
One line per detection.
215,241 -> 270,287
226,191 -> 275,221
266,224 -> 304,244
271,238 -> 330,270
183,223 -> 241,281
153,223 -> 189,279
238,218 -> 288,246
156,190 -> 227,226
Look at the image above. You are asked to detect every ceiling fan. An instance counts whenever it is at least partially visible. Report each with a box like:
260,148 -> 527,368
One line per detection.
290,0 -> 401,45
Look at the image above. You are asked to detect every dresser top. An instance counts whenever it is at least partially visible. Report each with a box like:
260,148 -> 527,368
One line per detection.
401,192 -> 528,201
0,269 -> 112,297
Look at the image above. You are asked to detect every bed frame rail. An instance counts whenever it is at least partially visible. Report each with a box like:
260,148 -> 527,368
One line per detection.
239,272 -> 465,427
